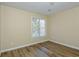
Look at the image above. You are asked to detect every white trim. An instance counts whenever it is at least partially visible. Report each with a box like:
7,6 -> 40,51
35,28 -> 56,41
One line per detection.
1,40 -> 79,53
49,40 -> 79,50
0,40 -> 48,53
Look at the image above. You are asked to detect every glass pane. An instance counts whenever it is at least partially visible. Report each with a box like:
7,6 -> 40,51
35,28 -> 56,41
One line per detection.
40,20 -> 45,36
32,18 -> 40,37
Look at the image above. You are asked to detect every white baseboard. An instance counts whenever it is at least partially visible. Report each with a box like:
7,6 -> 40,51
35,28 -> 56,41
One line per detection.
1,40 -> 79,53
1,40 -> 48,53
49,40 -> 79,50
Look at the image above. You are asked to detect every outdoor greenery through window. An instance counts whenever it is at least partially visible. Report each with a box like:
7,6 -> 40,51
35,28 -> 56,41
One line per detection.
32,17 -> 45,37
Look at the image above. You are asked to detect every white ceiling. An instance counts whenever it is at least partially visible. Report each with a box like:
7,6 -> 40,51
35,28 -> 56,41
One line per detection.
1,2 -> 79,15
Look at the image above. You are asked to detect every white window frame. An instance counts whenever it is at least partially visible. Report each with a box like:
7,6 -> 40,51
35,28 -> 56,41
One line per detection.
31,16 -> 46,38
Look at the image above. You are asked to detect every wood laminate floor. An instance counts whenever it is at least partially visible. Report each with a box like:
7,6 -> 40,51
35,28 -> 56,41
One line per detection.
1,41 -> 79,57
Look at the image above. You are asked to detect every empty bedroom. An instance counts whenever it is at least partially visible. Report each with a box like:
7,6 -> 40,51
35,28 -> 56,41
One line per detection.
0,2 -> 79,57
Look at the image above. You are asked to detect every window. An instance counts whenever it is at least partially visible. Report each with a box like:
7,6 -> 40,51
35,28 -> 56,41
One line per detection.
32,17 -> 45,37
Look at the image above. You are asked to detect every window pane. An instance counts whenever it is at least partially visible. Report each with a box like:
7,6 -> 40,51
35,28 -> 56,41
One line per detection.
32,18 -> 40,37
40,20 -> 45,36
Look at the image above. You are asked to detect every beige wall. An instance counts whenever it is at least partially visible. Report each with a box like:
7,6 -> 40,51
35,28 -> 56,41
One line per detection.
0,6 -> 1,51
48,7 -> 79,48
1,5 -> 79,51
0,5 -> 48,51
